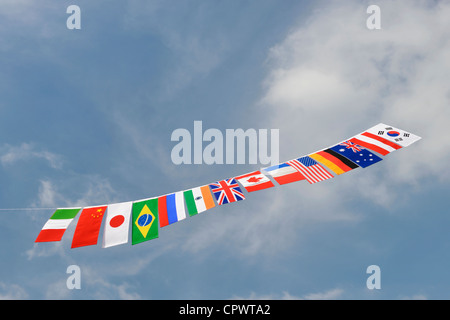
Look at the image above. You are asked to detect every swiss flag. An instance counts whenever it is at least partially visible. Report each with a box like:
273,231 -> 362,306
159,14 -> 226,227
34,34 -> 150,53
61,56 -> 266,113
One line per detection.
235,170 -> 275,193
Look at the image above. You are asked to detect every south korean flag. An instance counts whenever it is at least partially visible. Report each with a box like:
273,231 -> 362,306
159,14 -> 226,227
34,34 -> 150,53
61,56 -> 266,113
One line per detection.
366,123 -> 421,148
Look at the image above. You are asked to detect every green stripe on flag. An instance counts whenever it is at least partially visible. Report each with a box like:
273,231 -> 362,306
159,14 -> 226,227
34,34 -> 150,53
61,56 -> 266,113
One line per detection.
50,208 -> 81,220
183,190 -> 198,216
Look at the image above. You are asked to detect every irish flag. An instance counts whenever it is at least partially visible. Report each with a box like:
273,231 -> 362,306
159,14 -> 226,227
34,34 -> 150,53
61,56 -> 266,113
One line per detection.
35,208 -> 81,242
184,185 -> 216,216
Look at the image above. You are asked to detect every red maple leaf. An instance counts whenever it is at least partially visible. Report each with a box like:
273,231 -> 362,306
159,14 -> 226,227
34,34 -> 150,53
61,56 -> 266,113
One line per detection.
247,176 -> 262,183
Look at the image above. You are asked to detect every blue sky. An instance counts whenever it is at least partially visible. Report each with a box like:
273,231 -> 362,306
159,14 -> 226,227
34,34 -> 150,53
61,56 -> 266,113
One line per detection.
0,0 -> 449,299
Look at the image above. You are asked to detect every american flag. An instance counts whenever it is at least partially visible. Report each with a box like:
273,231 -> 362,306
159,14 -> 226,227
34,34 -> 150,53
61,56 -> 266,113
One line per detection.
209,178 -> 246,205
287,156 -> 334,184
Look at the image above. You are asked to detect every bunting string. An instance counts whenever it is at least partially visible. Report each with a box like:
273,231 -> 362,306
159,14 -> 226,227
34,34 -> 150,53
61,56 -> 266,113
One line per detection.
33,123 -> 421,249
0,208 -> 56,211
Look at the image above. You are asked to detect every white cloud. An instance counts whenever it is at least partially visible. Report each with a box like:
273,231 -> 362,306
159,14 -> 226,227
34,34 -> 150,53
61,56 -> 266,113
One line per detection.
26,176 -> 118,260
0,0 -> 62,40
180,180 -> 360,257
44,279 -> 71,300
176,0 -> 450,259
32,175 -> 117,209
0,143 -> 63,169
231,288 -> 344,300
0,282 -> 28,299
25,242 -> 67,261
123,1 -> 227,99
40,267 -> 142,300
261,0 -> 450,187
302,288 -> 344,300
399,294 -> 428,300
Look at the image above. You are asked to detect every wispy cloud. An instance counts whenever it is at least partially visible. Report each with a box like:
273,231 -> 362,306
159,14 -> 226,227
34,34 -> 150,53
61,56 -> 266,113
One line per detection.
260,0 -> 450,193
32,175 -> 117,209
0,282 -> 28,299
399,294 -> 428,300
0,143 -> 63,169
175,0 -> 450,259
122,1 -> 234,99
230,288 -> 344,300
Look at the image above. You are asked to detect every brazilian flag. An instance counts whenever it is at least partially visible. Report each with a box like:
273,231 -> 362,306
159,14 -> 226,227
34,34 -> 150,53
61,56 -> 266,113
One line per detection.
132,198 -> 159,245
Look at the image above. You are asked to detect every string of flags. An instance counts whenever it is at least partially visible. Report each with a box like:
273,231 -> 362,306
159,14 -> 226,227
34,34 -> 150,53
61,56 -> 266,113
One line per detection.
35,123 -> 421,249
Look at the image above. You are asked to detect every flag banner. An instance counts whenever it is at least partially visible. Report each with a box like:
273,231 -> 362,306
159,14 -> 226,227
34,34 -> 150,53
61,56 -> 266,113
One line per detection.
71,205 -> 107,248
102,201 -> 132,248
287,156 -> 334,184
329,140 -> 382,168
158,191 -> 186,227
35,207 -> 81,242
184,185 -> 216,216
132,198 -> 159,245
262,163 -> 305,185
309,149 -> 359,175
209,178 -> 245,205
33,123 -> 421,249
235,170 -> 275,192
365,123 -> 421,148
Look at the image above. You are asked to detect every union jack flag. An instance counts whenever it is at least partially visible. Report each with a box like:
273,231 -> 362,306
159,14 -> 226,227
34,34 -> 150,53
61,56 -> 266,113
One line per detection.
339,140 -> 362,153
209,178 -> 246,205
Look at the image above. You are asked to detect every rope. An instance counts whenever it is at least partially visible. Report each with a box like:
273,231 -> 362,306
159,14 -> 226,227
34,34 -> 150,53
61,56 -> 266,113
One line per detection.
0,208 -> 56,211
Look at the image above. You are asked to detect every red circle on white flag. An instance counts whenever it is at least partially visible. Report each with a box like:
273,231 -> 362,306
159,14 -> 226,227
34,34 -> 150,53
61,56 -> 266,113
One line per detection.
110,215 -> 125,228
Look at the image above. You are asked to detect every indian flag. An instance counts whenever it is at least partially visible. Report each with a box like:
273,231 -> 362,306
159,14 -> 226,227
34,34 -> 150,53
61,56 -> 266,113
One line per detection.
35,207 -> 81,242
183,185 -> 216,216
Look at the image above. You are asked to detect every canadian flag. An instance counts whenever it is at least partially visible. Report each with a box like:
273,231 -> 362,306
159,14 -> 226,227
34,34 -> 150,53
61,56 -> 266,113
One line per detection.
235,170 -> 275,193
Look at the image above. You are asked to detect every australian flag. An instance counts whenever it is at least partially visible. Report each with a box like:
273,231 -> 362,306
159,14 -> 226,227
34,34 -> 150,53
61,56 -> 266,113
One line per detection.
329,141 -> 382,168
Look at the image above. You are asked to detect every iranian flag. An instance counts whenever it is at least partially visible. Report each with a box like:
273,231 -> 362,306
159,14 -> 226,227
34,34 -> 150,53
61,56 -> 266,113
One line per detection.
35,208 -> 81,242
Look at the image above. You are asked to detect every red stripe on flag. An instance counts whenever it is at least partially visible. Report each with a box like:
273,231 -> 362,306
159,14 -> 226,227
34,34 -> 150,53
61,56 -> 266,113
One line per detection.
245,182 -> 273,192
287,160 -> 333,184
273,172 -> 305,185
219,180 -> 236,202
362,132 -> 402,149
349,137 -> 390,156
35,229 -> 66,242
316,151 -> 353,172
158,196 -> 169,228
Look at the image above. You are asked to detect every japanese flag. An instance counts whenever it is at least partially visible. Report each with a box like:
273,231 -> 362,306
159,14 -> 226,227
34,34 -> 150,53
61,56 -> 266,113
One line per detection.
102,201 -> 132,248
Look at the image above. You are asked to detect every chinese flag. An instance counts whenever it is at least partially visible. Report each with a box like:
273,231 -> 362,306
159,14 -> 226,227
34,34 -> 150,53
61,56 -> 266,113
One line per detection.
71,205 -> 107,248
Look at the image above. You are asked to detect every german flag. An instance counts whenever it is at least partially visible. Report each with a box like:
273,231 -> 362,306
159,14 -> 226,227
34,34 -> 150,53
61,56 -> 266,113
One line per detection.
309,149 -> 359,175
